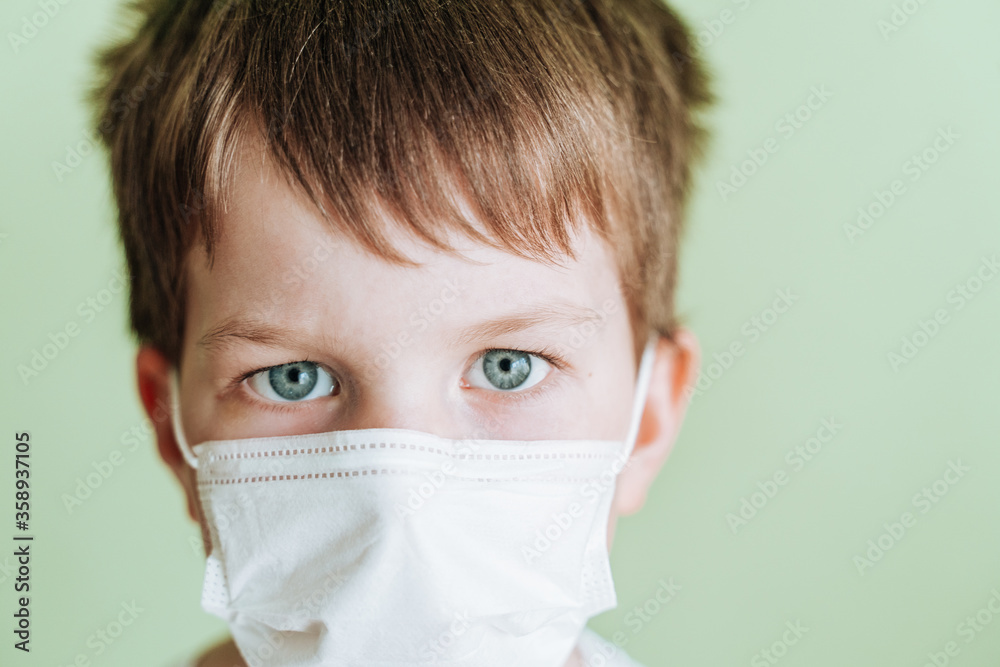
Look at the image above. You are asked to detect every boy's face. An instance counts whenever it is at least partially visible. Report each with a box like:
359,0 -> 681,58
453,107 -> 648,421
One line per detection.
139,133 -> 698,552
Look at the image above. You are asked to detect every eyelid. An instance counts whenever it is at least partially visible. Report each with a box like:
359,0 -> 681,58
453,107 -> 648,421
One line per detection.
236,392 -> 314,415
488,345 -> 569,371
234,359 -> 331,385
488,371 -> 562,405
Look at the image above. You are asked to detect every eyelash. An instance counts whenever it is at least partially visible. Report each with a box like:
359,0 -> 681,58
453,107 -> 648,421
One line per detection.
229,346 -> 569,410
499,345 -> 568,372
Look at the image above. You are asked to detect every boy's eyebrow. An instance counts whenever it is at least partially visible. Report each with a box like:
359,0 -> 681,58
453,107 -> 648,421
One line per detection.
199,301 -> 606,352
198,319 -> 306,351
446,301 -> 606,348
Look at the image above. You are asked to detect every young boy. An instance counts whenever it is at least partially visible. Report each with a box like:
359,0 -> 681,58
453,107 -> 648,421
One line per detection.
88,0 -> 712,665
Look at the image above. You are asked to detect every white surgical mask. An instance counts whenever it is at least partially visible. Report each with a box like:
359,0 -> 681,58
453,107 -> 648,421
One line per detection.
170,333 -> 658,667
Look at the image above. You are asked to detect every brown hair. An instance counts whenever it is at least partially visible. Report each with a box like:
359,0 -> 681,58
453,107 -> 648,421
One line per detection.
87,0 -> 713,368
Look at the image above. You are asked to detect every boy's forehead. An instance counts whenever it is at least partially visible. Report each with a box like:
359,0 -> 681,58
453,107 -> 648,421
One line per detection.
185,138 -> 625,353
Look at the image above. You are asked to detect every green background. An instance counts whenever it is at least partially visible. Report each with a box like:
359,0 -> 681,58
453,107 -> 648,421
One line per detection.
1,0 -> 998,665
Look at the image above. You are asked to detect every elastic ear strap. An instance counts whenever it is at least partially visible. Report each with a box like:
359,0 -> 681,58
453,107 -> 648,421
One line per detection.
169,369 -> 200,469
622,331 -> 659,459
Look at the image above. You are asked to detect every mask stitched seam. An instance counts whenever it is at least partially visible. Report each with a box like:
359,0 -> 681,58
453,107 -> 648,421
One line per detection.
199,469 -> 614,485
206,442 -> 622,463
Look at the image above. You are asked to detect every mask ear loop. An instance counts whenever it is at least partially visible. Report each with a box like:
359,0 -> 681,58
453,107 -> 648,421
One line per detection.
622,331 -> 660,460
169,369 -> 200,469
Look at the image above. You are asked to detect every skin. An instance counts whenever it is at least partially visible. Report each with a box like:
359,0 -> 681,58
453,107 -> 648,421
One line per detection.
136,132 -> 699,667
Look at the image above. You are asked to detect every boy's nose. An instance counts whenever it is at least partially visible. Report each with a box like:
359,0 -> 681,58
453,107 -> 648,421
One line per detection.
348,383 -> 465,440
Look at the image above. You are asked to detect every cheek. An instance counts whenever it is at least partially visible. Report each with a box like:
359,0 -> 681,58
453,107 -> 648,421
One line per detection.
590,372 -> 636,441
537,363 -> 634,441
582,320 -> 640,441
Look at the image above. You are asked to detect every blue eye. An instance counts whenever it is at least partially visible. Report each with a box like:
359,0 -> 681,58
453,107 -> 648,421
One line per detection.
468,349 -> 552,391
248,361 -> 337,402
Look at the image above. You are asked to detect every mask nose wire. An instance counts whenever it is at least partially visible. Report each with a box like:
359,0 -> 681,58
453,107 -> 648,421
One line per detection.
622,331 -> 660,461
169,369 -> 200,469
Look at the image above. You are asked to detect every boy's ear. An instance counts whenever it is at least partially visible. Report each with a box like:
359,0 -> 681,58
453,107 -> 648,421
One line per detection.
135,345 -> 200,523
613,328 -> 700,517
